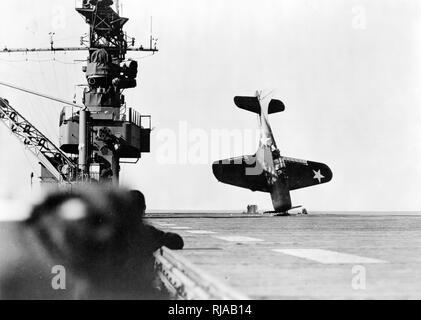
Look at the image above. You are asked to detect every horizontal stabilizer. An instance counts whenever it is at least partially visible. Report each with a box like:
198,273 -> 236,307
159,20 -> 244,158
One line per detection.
234,96 -> 285,114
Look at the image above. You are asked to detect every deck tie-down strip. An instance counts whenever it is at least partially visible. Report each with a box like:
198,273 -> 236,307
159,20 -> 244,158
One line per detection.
154,247 -> 249,300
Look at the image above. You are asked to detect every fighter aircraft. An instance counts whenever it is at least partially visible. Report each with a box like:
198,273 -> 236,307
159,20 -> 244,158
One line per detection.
212,92 -> 332,215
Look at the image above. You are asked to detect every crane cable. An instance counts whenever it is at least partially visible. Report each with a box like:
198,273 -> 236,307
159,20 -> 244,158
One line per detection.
0,80 -> 84,109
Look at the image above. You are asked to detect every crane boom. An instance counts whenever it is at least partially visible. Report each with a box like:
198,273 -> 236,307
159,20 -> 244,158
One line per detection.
0,97 -> 78,182
0,81 -> 84,109
0,1 -> 156,187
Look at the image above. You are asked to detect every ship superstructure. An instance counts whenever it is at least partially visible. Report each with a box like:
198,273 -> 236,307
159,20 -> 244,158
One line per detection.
0,0 -> 158,186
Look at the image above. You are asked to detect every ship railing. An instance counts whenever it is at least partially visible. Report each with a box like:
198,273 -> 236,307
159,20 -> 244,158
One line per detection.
60,105 -> 151,130
126,107 -> 151,129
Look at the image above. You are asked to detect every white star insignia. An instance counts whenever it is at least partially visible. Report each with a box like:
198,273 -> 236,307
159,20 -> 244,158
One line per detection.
313,169 -> 325,183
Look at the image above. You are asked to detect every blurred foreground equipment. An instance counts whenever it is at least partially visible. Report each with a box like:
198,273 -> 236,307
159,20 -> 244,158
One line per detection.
0,186 -> 183,299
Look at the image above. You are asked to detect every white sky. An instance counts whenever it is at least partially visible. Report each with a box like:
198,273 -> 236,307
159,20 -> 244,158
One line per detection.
0,0 -> 420,211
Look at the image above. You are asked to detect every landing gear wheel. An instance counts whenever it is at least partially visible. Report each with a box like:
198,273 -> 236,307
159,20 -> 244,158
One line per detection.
274,212 -> 290,217
263,211 -> 290,216
302,208 -> 308,215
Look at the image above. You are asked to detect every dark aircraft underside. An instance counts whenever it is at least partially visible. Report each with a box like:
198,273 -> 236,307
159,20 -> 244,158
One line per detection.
212,155 -> 333,192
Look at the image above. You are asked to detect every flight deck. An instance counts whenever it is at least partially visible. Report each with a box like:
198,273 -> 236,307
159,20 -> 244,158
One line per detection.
0,207 -> 420,299
148,212 -> 421,299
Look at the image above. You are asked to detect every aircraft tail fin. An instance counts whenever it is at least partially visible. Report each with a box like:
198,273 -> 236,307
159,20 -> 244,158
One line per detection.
234,96 -> 285,115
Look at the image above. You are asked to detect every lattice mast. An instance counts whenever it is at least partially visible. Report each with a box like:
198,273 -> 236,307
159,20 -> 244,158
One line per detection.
72,0 -> 157,185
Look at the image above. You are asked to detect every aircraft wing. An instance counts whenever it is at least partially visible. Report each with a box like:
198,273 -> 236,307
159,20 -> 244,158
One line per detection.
212,155 -> 270,192
213,155 -> 332,193
284,157 -> 333,190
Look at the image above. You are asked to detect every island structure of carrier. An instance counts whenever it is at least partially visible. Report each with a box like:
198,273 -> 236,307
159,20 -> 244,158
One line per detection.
0,0 -> 159,186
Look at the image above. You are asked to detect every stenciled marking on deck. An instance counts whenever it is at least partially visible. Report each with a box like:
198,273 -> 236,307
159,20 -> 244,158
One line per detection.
186,230 -> 217,234
272,249 -> 387,264
214,236 -> 265,243
168,226 -> 192,230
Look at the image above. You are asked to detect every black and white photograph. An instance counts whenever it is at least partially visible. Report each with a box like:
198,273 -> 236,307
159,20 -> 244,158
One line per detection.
0,0 -> 420,304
